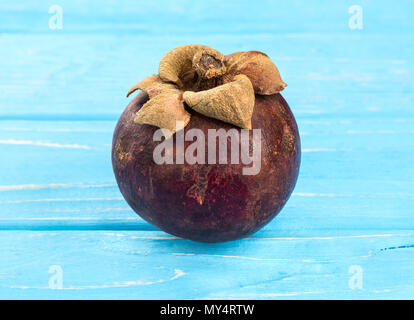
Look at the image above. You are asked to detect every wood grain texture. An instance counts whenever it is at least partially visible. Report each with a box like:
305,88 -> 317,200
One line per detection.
0,0 -> 413,299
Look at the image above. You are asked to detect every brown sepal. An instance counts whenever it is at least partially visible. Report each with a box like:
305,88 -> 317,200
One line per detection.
133,92 -> 191,139
183,74 -> 254,129
225,51 -> 286,95
126,74 -> 178,98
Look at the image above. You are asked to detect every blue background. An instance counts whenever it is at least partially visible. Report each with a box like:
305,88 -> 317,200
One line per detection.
0,0 -> 413,299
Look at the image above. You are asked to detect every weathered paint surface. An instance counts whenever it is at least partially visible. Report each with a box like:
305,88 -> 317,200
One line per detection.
0,0 -> 413,299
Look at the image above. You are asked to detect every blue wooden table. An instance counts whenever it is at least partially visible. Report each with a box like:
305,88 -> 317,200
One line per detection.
1,1 -> 413,299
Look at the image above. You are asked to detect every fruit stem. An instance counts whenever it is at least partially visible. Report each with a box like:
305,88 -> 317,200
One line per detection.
192,51 -> 227,91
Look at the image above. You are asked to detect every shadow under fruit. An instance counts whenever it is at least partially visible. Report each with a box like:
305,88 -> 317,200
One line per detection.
112,45 -> 301,242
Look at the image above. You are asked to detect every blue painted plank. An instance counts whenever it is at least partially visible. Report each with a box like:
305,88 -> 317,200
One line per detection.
1,231 -> 413,299
0,119 -> 413,231
1,33 -> 413,118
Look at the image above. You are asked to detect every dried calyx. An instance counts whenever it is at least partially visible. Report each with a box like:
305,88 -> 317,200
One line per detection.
127,44 -> 286,138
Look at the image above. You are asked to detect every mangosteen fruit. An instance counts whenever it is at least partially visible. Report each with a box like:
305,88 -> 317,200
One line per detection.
112,45 -> 300,242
